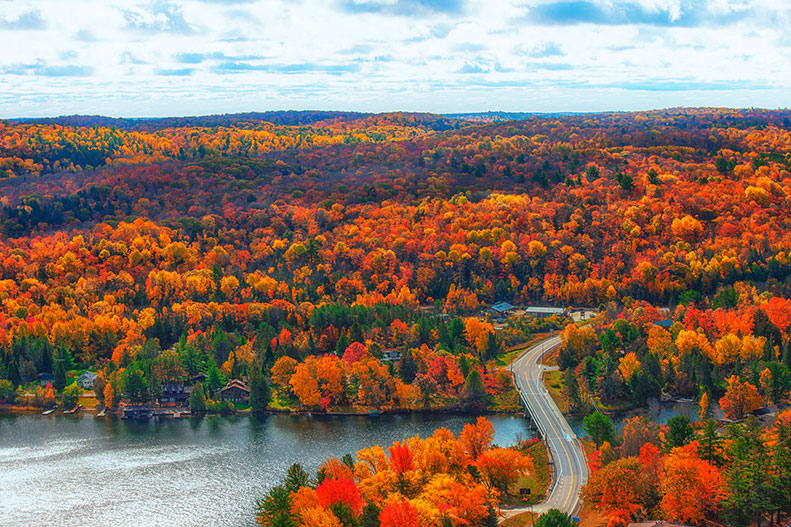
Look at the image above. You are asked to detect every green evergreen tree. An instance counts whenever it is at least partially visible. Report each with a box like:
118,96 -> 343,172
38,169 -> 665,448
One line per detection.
335,333 -> 349,357
255,486 -> 296,527
190,382 -> 207,413
398,350 -> 417,383
329,502 -> 355,527
123,368 -> 148,402
249,367 -> 271,413
583,412 -> 614,449
485,331 -> 500,360
723,418 -> 772,527
770,416 -> 791,519
535,509 -> 576,527
360,503 -> 380,527
53,359 -> 67,392
665,415 -> 695,449
284,463 -> 311,493
206,360 -> 225,394
484,504 -> 499,527
697,419 -> 724,466
462,369 -> 487,410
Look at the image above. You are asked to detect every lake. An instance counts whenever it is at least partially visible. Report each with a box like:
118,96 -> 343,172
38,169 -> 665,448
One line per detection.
0,413 -> 531,527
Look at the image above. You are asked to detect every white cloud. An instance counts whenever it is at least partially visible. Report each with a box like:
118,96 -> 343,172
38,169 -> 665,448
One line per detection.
0,0 -> 788,117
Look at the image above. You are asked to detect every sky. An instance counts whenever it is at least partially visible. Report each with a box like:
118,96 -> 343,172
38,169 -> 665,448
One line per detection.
0,0 -> 789,117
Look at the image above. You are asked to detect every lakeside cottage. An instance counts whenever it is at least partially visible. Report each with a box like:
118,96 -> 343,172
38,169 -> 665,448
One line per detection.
76,371 -> 98,390
219,379 -> 250,404
37,373 -> 54,387
158,382 -> 190,407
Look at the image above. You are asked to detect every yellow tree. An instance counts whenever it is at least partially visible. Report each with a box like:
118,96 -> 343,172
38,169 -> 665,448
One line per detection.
463,317 -> 494,358
618,352 -> 641,383
271,356 -> 297,392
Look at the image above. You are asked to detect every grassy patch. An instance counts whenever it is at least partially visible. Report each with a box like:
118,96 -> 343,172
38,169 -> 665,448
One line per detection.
541,347 -> 560,367
501,510 -> 538,527
502,440 -> 551,508
596,399 -> 634,413
78,395 -> 99,408
497,332 -> 558,368
544,370 -> 567,413
491,389 -> 522,413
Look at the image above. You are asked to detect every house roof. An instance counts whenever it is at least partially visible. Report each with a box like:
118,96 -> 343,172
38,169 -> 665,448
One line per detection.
490,301 -> 516,313
220,379 -> 250,394
78,371 -> 97,380
654,319 -> 673,328
524,306 -> 566,315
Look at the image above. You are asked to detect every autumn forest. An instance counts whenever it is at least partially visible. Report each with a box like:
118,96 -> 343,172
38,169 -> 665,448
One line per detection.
2,108 -> 791,527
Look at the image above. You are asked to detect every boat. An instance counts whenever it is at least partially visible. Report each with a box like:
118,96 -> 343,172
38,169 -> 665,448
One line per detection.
41,409 -> 56,415
367,410 -> 381,417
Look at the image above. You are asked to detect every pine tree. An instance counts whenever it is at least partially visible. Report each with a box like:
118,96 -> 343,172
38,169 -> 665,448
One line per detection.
398,350 -> 417,383
583,412 -> 614,449
724,418 -> 772,527
462,370 -> 487,410
249,367 -> 271,414
484,504 -> 498,527
190,382 -> 207,412
485,331 -> 500,360
360,503 -> 380,527
54,359 -> 67,392
284,463 -> 311,493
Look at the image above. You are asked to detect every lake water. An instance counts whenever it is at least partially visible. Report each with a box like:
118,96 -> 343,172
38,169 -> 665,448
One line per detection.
0,413 -> 531,527
567,400 -> 722,437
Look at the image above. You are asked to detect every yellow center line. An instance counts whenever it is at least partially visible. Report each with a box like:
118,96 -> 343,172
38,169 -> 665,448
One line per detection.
524,343 -> 575,513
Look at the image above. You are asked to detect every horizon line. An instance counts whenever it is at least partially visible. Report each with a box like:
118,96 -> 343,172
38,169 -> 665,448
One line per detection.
5,105 -> 790,121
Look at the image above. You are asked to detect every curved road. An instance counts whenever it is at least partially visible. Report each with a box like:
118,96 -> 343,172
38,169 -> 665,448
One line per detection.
504,335 -> 588,519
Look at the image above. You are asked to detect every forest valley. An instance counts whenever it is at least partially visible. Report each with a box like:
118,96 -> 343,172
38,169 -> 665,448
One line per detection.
0,108 -> 791,525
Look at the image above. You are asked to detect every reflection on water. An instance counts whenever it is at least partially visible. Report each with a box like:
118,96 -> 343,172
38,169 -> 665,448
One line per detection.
567,400 -> 722,437
0,413 -> 530,527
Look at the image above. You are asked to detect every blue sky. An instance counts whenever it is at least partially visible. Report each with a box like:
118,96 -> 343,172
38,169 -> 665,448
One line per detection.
0,0 -> 789,117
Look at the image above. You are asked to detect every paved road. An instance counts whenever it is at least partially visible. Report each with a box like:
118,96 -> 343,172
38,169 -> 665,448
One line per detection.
503,335 -> 589,520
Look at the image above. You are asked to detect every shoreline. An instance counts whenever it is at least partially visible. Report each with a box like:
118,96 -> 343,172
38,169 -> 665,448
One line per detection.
0,403 -> 523,419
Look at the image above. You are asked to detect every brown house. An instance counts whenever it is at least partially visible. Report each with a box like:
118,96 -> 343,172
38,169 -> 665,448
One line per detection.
219,379 -> 250,404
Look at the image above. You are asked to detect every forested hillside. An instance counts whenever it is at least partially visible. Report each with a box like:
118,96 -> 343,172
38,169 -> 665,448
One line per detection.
0,108 -> 789,417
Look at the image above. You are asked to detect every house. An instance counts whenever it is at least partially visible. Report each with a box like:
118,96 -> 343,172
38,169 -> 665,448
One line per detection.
382,350 -> 402,362
121,404 -> 152,420
524,306 -> 569,318
158,382 -> 190,407
219,379 -> 250,404
76,371 -> 98,390
190,373 -> 207,385
654,319 -> 673,329
37,373 -> 54,387
489,301 -> 517,316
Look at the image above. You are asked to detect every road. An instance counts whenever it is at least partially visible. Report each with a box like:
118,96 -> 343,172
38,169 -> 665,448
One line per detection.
503,335 -> 589,520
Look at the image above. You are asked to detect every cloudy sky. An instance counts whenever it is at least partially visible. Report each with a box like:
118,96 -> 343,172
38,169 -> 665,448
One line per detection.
1,0 -> 789,117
